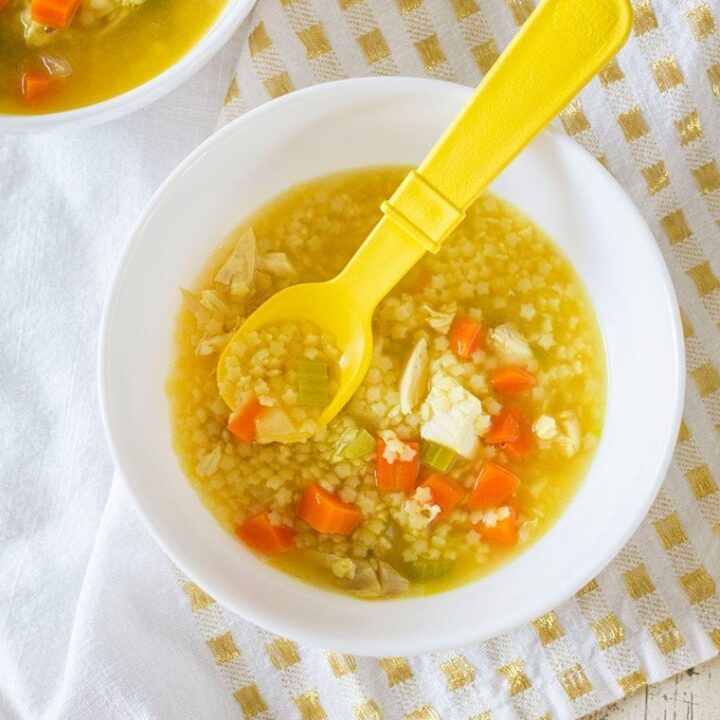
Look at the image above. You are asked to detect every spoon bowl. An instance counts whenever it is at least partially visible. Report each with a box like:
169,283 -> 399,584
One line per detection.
218,279 -> 372,424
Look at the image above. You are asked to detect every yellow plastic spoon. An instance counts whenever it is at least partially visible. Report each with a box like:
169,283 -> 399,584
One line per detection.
218,0 -> 632,425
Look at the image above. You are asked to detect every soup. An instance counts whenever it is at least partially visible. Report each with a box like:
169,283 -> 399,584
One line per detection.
0,0 -> 225,114
166,167 -> 606,599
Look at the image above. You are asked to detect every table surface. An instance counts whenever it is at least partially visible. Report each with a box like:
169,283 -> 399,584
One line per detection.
584,655 -> 719,720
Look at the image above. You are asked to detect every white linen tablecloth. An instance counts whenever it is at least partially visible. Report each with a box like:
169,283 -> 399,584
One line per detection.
2,1 -> 720,719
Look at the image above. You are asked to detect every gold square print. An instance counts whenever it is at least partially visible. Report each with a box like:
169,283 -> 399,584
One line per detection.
248,22 -> 272,56
357,29 -> 390,65
691,363 -> 720,395
709,63 -> 720,96
295,690 -> 328,720
297,24 -> 332,59
560,102 -> 590,136
354,699 -> 384,720
264,72 -> 294,99
675,111 -> 704,146
404,706 -> 441,720
267,637 -> 300,670
498,659 -> 532,696
618,670 -> 647,694
641,161 -> 669,195
207,632 -> 239,665
328,652 -> 357,676
379,657 -> 413,687
687,264 -> 720,297
415,34 -> 447,70
686,464 -> 718,498
624,564 -> 656,599
533,611 -> 564,645
506,0 -> 534,25
680,568 -> 716,604
633,0 -> 658,35
660,209 -> 692,244
397,0 -> 422,13
653,56 -> 684,91
559,664 -> 593,701
592,614 -> 626,649
451,0 -> 479,20
692,161 -> 720,194
182,581 -> 214,612
654,513 -> 687,550
440,655 -> 476,690
234,685 -> 269,718
617,107 -> 649,142
687,4 -> 716,40
472,40 -> 499,75
598,58 -> 624,86
650,618 -> 684,654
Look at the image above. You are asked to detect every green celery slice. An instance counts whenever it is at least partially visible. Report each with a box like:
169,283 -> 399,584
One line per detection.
297,360 -> 329,407
405,559 -> 454,582
338,428 -> 375,459
420,441 -> 457,472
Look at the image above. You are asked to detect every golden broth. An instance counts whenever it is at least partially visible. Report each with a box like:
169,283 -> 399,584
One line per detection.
167,167 -> 606,598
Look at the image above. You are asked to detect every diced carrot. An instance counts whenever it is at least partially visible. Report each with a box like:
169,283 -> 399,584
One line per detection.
235,512 -> 294,555
31,0 -> 80,27
0,0 -> 10,10
484,406 -> 521,445
21,70 -> 51,102
468,461 -> 520,509
375,438 -> 420,493
449,316 -> 483,358
421,473 -> 465,520
298,482 -> 363,536
503,420 -> 535,459
227,397 -> 264,443
475,505 -> 518,545
490,366 -> 536,394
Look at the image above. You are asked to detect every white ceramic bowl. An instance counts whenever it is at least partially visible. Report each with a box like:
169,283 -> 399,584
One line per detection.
100,77 -> 684,656
0,0 -> 254,132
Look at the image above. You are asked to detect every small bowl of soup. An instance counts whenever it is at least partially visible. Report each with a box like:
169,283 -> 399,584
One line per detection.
100,77 -> 684,655
0,0 -> 253,129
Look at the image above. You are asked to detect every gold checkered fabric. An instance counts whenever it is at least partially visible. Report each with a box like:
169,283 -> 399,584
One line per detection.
181,2 -> 720,718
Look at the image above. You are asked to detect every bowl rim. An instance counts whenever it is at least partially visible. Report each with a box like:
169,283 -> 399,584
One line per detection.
99,76 -> 685,655
0,0 -> 253,132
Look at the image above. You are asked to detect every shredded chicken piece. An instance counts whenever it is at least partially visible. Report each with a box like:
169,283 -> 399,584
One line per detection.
557,411 -> 582,456
215,228 -> 256,296
199,289 -> 230,316
420,373 -> 488,458
255,406 -> 303,444
532,412 -> 581,456
195,332 -> 233,357
422,302 -> 457,334
490,323 -> 533,362
376,560 -> 410,596
195,447 -> 221,477
533,415 -> 559,440
399,337 -> 429,414
257,252 -> 295,277
344,560 -> 383,598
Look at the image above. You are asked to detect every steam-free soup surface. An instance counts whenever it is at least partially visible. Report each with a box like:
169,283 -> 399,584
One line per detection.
0,0 -> 225,114
167,167 -> 606,599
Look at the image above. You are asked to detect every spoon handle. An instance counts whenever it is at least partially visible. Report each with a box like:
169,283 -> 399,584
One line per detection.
334,0 -> 631,311
385,0 -> 632,244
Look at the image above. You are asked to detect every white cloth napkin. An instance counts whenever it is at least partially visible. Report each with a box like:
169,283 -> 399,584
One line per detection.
0,42 -> 242,719
3,1 -> 720,719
